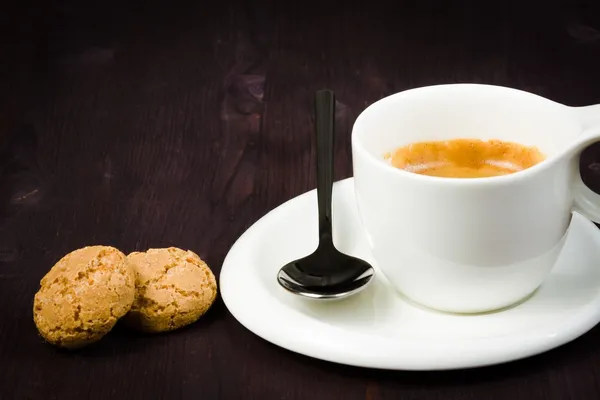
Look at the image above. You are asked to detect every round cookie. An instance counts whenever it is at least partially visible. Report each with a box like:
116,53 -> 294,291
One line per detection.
123,247 -> 217,333
33,246 -> 135,349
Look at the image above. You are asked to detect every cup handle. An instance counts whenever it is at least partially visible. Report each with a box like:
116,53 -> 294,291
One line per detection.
571,104 -> 600,222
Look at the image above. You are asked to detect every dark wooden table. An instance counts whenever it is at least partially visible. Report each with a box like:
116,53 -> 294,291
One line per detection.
3,0 -> 600,398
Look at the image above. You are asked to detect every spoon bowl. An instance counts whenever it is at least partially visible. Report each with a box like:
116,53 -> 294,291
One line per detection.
277,249 -> 375,300
276,89 -> 375,300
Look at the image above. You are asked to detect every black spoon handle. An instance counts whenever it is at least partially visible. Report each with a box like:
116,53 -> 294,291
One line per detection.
314,89 -> 336,245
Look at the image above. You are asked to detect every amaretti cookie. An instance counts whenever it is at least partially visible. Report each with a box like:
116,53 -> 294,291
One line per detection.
123,247 -> 217,333
33,246 -> 135,349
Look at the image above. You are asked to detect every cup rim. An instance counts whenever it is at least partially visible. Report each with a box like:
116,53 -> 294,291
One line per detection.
351,83 -> 577,186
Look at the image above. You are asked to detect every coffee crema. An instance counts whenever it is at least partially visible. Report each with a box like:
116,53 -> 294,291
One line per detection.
384,138 -> 546,178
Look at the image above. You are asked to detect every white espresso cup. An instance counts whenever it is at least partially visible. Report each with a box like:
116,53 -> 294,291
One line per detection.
351,83 -> 600,313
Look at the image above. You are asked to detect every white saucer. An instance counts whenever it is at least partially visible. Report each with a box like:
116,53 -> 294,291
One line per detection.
220,178 -> 600,370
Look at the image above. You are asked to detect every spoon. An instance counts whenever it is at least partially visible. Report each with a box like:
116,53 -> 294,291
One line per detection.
277,89 -> 375,300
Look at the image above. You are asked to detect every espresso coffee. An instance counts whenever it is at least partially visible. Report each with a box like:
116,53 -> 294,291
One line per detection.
385,138 -> 546,178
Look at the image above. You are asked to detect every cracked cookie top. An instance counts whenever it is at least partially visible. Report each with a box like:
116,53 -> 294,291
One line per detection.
122,247 -> 217,333
33,245 -> 135,349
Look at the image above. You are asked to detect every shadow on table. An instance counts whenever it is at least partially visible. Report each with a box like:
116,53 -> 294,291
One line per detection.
43,295 -> 227,359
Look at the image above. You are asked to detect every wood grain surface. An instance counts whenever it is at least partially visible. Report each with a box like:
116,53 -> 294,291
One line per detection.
2,0 -> 600,399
